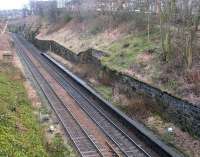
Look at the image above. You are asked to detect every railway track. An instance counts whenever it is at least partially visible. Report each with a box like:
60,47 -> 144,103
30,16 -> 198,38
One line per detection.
16,35 -> 152,157
13,35 -> 111,157
13,34 -> 183,157
41,55 -> 152,157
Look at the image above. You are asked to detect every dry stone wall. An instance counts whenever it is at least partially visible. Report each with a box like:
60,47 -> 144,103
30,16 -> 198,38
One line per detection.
33,38 -> 79,62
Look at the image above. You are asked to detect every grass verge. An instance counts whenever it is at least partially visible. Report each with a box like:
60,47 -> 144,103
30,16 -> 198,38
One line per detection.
0,64 -> 48,157
0,63 -> 75,157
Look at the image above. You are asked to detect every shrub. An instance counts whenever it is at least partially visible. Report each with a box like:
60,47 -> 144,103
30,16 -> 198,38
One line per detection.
63,14 -> 72,23
47,133 -> 74,157
90,25 -> 103,35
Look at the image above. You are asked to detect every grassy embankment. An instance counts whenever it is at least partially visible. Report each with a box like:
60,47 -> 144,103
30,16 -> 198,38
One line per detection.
93,32 -> 197,157
101,33 -> 157,71
0,64 -> 47,156
0,63 -> 74,157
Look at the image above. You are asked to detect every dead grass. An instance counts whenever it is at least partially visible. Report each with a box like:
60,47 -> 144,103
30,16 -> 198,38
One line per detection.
37,17 -> 126,53
146,116 -> 200,157
37,15 -> 200,105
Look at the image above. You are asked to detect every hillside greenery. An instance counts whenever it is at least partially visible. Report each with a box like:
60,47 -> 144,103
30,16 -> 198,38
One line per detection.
101,33 -> 157,71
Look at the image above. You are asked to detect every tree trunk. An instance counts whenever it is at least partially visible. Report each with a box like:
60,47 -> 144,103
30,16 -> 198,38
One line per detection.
157,0 -> 166,60
148,13 -> 150,42
185,31 -> 193,68
146,0 -> 150,42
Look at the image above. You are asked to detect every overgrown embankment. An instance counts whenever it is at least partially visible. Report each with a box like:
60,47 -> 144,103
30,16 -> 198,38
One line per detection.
0,63 -> 75,157
0,63 -> 48,156
31,36 -> 200,136
28,36 -> 200,157
34,15 -> 200,106
9,14 -> 200,105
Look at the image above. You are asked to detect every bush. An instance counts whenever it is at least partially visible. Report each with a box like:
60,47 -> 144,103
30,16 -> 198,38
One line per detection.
63,14 -> 72,23
47,133 -> 74,157
90,25 -> 103,35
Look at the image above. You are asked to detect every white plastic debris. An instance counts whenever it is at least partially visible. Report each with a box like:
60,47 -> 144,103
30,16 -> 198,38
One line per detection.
167,127 -> 173,133
49,125 -> 55,133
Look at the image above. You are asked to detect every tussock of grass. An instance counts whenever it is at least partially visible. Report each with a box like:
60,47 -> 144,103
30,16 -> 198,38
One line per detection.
95,85 -> 113,102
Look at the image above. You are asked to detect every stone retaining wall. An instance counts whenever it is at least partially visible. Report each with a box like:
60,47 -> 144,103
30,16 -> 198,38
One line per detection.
32,37 -> 200,138
33,38 -> 79,62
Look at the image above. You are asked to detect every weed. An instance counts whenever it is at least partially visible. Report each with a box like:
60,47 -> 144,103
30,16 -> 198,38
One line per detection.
95,85 -> 113,102
90,25 -> 103,35
47,133 -> 75,157
162,131 -> 175,145
63,14 -> 72,23
164,79 -> 178,91
40,106 -> 51,115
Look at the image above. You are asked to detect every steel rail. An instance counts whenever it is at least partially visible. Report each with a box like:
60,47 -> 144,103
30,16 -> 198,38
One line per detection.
16,35 -> 121,156
105,141 -> 122,157
41,54 -> 151,157
42,55 -> 149,157
16,41 -> 104,157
